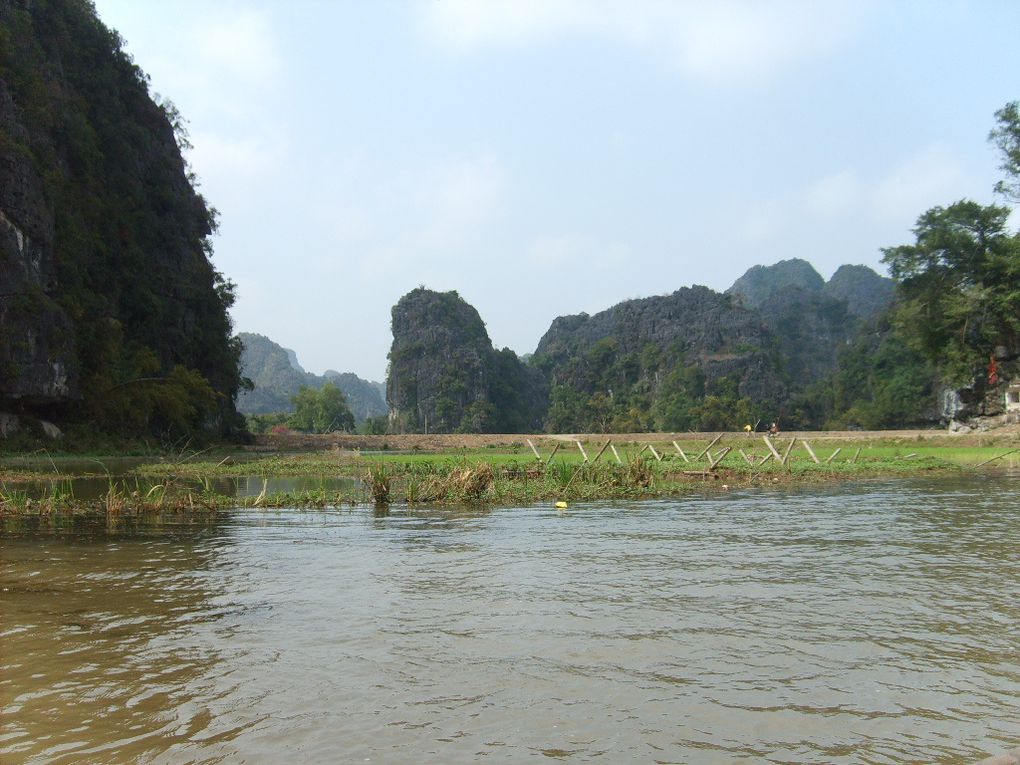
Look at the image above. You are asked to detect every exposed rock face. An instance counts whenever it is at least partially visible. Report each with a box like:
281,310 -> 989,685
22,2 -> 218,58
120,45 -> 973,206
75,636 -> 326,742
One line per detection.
386,288 -> 543,433
387,289 -> 495,433
0,0 -> 243,438
756,285 -> 855,385
0,79 -> 77,403
534,285 -> 787,404
822,264 -> 895,320
726,258 -> 825,309
237,332 -> 386,423
322,372 -> 388,424
237,333 -> 310,414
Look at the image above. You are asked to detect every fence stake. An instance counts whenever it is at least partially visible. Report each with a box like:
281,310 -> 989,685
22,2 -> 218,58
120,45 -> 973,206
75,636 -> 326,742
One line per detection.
609,444 -> 624,464
781,438 -> 796,466
545,443 -> 561,465
762,436 -> 784,462
708,446 -> 732,470
696,434 -> 723,461
802,440 -> 820,464
975,449 -> 1020,468
575,440 -> 589,462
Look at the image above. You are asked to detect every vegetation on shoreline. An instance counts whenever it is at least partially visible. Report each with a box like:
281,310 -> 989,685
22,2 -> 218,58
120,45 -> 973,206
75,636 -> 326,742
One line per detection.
4,434 -> 1012,517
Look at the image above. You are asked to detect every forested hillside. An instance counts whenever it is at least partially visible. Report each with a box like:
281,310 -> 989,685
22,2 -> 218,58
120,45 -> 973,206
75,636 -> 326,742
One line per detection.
0,0 -> 242,442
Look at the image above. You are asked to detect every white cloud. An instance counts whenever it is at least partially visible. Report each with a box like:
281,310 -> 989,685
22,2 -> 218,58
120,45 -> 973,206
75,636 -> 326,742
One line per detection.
525,232 -> 630,267
804,169 -> 860,218
871,144 -> 969,222
737,143 -> 973,246
423,0 -> 869,81
192,9 -> 281,85
415,155 -> 505,249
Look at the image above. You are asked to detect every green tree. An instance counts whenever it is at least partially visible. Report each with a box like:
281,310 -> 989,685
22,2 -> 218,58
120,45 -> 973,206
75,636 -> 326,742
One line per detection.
881,201 -> 1020,383
990,101 -> 1020,202
289,383 -> 355,433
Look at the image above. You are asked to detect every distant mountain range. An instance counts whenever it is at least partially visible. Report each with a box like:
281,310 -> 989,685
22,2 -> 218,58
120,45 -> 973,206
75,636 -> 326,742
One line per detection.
237,333 -> 386,423
385,259 -> 903,433
242,259 -> 902,433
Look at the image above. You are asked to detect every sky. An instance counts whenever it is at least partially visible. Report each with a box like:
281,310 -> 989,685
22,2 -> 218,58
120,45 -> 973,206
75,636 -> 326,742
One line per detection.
91,0 -> 1020,382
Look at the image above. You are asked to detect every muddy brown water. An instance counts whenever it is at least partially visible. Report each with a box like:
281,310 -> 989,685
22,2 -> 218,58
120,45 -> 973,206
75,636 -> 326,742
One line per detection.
2,475 -> 1019,764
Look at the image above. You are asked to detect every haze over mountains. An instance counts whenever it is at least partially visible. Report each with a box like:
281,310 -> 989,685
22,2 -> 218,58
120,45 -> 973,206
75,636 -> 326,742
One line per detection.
237,333 -> 386,424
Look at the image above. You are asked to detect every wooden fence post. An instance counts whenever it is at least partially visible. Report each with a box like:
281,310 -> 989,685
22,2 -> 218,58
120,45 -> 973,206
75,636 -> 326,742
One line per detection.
575,440 -> 589,462
762,436 -> 784,462
609,444 -> 624,465
526,438 -> 542,461
802,440 -> 820,464
696,434 -> 723,462
545,443 -> 561,465
672,441 -> 690,462
708,446 -> 732,470
591,439 -> 612,464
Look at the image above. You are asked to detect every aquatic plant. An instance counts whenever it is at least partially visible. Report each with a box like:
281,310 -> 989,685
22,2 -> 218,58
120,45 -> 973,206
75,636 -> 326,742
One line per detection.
368,463 -> 391,504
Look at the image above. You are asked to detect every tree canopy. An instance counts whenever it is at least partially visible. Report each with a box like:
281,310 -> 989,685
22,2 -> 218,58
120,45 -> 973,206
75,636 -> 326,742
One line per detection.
881,102 -> 1020,387
289,383 -> 355,433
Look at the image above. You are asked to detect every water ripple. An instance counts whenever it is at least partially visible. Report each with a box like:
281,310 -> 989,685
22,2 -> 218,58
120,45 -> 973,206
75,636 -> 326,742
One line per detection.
1,474 -> 1019,763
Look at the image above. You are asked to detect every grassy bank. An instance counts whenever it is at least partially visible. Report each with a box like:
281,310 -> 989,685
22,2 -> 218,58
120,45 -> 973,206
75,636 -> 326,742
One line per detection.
4,432 -> 1013,516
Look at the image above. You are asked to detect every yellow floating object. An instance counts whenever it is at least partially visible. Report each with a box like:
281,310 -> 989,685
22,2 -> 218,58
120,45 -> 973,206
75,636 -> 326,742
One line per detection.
554,501 -> 568,509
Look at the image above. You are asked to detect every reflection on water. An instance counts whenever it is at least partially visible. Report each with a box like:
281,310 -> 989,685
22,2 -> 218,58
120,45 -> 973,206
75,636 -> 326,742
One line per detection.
2,475 -> 1020,764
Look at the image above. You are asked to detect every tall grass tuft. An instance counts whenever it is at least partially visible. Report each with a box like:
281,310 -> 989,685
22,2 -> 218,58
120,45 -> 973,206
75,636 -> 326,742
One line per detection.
368,463 -> 391,504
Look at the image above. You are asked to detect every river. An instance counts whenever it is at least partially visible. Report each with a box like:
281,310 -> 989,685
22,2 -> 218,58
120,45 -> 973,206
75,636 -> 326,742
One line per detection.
2,474 -> 1018,764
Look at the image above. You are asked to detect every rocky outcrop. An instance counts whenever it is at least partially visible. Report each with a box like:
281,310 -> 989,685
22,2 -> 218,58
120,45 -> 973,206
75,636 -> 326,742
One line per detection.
726,258 -> 825,309
822,264 -> 895,320
756,285 -> 855,385
534,285 -> 787,405
1,0 -> 243,439
387,289 -> 495,433
0,79 -> 76,404
237,332 -> 386,423
386,288 -> 543,433
322,372 -> 387,424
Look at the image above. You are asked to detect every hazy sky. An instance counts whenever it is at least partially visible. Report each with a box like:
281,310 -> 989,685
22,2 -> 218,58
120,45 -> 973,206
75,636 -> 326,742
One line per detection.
92,0 -> 1019,381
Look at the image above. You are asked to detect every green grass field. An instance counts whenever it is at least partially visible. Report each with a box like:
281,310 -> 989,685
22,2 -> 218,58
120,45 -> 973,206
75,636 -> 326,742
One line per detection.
4,434 -> 1015,516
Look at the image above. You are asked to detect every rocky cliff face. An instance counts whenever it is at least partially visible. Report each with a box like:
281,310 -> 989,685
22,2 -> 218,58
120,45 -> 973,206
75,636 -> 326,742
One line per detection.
0,0 -> 242,438
381,262 -> 915,432
726,258 -> 825,309
534,285 -> 787,405
387,289 -> 495,433
822,264 -> 895,320
237,332 -> 386,423
0,77 -> 76,405
386,288 -> 543,433
755,285 -> 855,385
